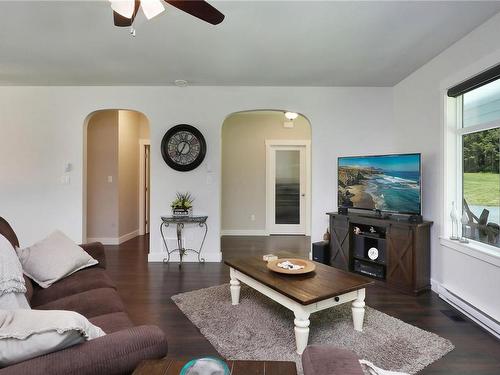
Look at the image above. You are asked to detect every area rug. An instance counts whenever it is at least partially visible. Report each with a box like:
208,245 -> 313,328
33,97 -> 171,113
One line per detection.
172,284 -> 454,374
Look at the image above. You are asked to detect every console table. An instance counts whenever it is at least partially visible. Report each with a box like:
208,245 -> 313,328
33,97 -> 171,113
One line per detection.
160,215 -> 208,266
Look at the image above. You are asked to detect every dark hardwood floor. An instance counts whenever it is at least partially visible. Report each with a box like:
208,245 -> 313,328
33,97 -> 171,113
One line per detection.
105,235 -> 500,374
221,235 -> 311,260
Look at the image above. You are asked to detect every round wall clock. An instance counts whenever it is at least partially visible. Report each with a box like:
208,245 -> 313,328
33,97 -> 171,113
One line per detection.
161,124 -> 207,172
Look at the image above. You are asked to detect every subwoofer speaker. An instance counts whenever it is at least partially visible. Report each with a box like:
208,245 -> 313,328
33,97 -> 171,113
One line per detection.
312,241 -> 330,265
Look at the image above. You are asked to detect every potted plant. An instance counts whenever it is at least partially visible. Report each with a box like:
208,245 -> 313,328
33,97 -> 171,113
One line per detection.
171,192 -> 194,217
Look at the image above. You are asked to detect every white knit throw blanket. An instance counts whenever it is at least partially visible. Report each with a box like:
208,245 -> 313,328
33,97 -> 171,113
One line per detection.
0,235 -> 26,296
360,360 -> 410,375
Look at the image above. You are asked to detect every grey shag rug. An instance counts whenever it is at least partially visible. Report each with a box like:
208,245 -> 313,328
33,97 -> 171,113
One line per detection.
172,284 -> 454,374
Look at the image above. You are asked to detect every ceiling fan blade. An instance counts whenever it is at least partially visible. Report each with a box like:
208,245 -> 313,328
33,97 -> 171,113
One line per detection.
165,1 -> 224,25
113,11 -> 133,26
113,0 -> 141,27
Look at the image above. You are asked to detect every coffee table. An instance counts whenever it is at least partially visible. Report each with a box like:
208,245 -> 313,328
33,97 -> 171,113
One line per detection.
225,257 -> 373,355
133,358 -> 297,375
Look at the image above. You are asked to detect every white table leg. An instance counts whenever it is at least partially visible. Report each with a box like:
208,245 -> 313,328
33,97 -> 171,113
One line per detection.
294,310 -> 310,355
352,288 -> 366,332
230,268 -> 241,306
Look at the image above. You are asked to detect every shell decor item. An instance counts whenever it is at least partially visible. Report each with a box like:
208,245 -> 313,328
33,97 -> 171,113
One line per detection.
449,201 -> 459,240
277,260 -> 304,271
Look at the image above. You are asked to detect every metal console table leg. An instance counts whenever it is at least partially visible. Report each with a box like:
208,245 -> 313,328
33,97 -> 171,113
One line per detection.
160,215 -> 208,267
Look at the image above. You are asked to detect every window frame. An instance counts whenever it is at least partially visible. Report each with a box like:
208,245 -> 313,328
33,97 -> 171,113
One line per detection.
446,89 -> 500,254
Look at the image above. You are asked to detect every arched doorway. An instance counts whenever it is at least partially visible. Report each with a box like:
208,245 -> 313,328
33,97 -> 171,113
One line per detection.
220,110 -> 312,259
83,109 -> 150,246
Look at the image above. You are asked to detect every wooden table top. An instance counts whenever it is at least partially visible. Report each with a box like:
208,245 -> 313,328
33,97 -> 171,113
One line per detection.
133,358 -> 297,375
225,256 -> 373,305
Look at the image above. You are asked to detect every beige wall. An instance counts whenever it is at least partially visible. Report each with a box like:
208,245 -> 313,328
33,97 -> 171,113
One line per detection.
118,110 -> 141,237
87,110 -> 149,241
87,111 -> 119,238
221,111 -> 311,232
138,113 -> 150,139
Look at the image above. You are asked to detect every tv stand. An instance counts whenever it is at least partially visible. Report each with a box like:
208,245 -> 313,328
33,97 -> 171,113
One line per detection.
327,212 -> 432,295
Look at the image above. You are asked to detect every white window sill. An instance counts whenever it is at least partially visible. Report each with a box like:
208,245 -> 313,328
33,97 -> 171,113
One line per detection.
439,237 -> 500,267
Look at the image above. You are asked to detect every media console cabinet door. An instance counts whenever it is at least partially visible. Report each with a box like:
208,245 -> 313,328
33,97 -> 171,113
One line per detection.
329,215 -> 350,270
386,225 -> 414,290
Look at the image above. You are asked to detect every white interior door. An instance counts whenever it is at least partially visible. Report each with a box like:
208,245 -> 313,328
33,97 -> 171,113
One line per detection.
267,143 -> 309,235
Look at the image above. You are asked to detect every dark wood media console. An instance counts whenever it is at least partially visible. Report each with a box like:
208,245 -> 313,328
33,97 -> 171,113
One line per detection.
327,212 -> 433,295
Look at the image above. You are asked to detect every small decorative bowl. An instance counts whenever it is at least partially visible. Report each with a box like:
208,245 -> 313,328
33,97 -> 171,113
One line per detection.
180,357 -> 230,375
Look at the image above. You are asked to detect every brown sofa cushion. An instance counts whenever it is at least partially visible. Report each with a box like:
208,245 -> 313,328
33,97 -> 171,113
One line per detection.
30,267 -> 116,307
35,288 -> 125,319
0,325 -> 168,375
90,312 -> 133,334
302,345 -> 364,375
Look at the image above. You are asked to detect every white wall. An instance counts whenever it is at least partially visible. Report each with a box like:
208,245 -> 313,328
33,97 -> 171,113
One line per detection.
0,86 -> 393,259
393,12 -> 500,329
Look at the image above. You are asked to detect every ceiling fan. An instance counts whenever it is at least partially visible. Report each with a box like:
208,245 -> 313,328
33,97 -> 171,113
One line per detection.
109,0 -> 225,27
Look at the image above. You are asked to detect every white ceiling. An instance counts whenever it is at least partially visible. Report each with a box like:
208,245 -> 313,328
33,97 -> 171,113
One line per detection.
1,1 -> 500,86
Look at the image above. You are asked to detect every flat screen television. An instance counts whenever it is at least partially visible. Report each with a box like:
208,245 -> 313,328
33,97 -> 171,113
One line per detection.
338,153 -> 421,215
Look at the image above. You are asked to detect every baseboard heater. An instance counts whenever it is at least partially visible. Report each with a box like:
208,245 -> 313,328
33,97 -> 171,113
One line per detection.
438,285 -> 499,339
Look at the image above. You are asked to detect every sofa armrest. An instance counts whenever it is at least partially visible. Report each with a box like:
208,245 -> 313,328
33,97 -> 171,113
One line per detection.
0,326 -> 168,375
80,242 -> 106,269
302,345 -> 363,375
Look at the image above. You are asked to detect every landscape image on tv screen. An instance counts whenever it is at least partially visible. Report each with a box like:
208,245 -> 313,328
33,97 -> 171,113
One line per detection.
338,154 -> 421,214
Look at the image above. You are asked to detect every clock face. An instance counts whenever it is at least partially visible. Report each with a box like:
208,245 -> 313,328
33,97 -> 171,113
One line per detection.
161,125 -> 206,171
368,247 -> 379,260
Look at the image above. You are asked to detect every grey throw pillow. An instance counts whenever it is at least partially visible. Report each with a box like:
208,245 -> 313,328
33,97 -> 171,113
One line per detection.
16,231 -> 98,288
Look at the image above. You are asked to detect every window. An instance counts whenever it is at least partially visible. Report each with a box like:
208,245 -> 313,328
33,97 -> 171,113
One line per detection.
455,79 -> 500,249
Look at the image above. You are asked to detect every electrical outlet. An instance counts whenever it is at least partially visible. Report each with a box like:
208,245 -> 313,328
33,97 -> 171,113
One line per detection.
250,214 -> 256,221
107,176 -> 113,183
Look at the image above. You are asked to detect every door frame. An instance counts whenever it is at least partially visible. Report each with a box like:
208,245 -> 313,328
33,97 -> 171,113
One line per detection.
139,139 -> 151,235
265,140 -> 311,236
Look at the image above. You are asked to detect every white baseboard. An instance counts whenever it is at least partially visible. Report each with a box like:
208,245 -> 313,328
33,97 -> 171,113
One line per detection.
221,230 -> 268,236
119,230 -> 139,244
88,229 -> 139,245
87,237 -> 119,245
432,279 -> 499,339
148,251 -> 222,263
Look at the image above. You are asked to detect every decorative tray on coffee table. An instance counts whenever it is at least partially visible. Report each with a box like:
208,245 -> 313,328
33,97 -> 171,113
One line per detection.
267,258 -> 316,275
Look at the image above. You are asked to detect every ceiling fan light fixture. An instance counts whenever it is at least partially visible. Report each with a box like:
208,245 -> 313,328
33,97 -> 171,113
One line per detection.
142,0 -> 165,20
285,112 -> 299,120
109,0 -> 135,19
